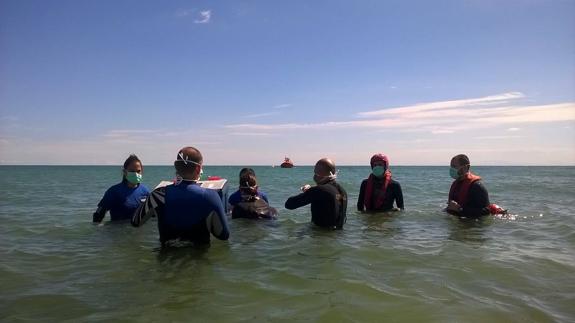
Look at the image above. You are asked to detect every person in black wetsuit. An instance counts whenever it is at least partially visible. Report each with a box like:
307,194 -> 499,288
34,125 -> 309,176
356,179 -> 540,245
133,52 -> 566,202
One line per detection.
357,153 -> 404,212
284,158 -> 347,229
131,147 -> 229,247
93,154 -> 150,223
446,154 -> 490,218
231,172 -> 277,220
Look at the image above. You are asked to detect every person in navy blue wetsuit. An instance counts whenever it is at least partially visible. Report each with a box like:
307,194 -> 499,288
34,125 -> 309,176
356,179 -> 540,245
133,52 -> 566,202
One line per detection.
131,147 -> 230,247
230,171 -> 277,220
228,168 -> 269,208
93,154 -> 150,223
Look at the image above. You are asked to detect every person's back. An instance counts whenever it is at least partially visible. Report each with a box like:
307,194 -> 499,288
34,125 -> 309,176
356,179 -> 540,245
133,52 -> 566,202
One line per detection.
162,181 -> 227,243
131,147 -> 229,246
303,181 -> 347,228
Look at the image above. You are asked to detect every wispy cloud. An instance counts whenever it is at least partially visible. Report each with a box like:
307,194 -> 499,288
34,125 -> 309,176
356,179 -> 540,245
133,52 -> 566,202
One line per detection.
273,104 -> 292,109
357,92 -> 525,118
241,111 -> 281,119
240,103 -> 293,119
228,132 -> 276,136
194,10 -> 211,24
224,92 -> 575,134
175,9 -> 211,24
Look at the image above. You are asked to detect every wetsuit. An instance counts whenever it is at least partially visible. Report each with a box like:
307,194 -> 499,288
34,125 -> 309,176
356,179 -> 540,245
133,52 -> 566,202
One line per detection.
228,190 -> 269,206
232,195 -> 277,220
131,180 -> 229,246
357,178 -> 404,212
93,182 -> 150,222
284,181 -> 347,229
449,180 -> 490,218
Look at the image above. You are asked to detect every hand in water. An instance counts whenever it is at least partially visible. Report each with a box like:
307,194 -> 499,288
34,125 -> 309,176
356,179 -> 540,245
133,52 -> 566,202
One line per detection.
446,200 -> 461,212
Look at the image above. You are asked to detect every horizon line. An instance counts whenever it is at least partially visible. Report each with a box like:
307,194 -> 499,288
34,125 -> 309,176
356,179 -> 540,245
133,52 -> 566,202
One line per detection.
1,164 -> 573,167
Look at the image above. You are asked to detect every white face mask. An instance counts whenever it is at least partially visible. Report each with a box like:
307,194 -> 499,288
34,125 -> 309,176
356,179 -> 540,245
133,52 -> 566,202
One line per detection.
174,167 -> 203,184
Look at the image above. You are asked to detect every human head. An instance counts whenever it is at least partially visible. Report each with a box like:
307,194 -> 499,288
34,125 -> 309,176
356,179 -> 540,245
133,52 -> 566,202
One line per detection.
313,158 -> 336,184
370,153 -> 389,170
174,146 -> 203,180
239,168 -> 256,184
122,154 -> 143,182
239,172 -> 258,196
450,154 -> 470,178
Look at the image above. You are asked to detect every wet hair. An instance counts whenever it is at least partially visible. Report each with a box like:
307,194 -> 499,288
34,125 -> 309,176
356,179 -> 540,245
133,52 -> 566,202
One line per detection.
239,173 -> 258,196
123,154 -> 142,170
239,168 -> 255,183
174,146 -> 202,177
452,154 -> 470,167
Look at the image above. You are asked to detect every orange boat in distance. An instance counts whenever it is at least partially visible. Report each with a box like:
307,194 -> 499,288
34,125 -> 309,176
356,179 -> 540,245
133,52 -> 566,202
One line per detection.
280,157 -> 294,168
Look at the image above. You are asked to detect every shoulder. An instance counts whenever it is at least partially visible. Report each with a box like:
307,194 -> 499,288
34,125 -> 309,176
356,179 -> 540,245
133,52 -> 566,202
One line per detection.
471,180 -> 486,190
105,182 -> 125,194
137,184 -> 150,193
202,187 -> 222,203
390,179 -> 402,187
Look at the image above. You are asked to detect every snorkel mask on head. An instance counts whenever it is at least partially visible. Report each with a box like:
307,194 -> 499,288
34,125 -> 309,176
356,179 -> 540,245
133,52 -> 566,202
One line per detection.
174,152 -> 203,183
240,181 -> 258,195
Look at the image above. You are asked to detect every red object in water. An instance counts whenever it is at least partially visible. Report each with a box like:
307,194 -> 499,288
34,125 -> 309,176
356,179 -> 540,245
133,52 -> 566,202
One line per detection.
280,157 -> 294,168
207,176 -> 222,181
488,204 -> 507,215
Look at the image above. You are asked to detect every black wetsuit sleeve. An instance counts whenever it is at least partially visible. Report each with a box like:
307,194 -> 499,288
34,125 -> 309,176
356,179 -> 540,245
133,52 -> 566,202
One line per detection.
131,187 -> 166,227
285,189 -> 314,210
393,182 -> 404,209
92,207 -> 107,223
205,190 -> 230,240
357,180 -> 367,211
461,181 -> 490,217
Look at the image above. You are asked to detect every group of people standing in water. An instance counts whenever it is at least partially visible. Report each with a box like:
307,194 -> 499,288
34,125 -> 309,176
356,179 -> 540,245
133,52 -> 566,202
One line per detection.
94,146 -> 499,247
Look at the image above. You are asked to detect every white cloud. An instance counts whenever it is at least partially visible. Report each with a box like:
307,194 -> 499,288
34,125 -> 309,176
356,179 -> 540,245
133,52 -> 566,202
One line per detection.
357,92 -> 525,118
224,93 -> 575,135
194,10 -> 211,24
507,127 -> 521,132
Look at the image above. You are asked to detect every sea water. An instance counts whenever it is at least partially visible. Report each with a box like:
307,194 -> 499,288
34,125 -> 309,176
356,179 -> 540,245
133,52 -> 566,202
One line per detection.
0,166 -> 574,322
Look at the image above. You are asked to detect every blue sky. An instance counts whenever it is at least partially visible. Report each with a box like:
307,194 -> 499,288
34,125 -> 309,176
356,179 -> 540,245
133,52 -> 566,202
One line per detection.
1,0 -> 574,165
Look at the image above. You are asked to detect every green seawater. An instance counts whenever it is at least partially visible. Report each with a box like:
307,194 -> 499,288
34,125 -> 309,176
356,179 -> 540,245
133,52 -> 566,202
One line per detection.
0,166 -> 574,322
